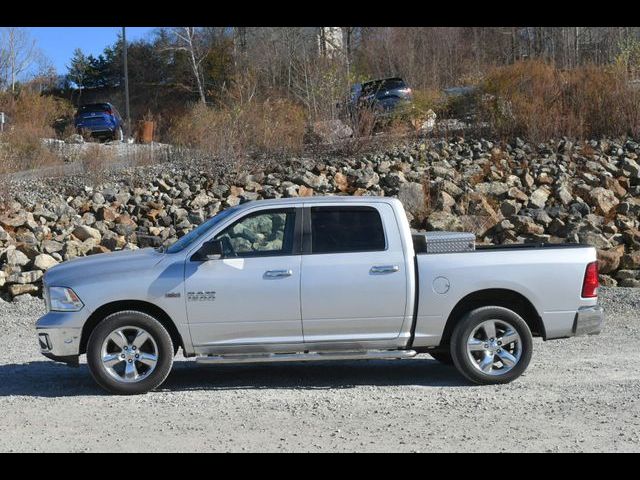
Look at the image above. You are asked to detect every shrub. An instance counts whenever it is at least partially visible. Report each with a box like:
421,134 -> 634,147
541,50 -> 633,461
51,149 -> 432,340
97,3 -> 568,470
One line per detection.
0,90 -> 75,176
477,60 -> 640,141
170,96 -> 306,170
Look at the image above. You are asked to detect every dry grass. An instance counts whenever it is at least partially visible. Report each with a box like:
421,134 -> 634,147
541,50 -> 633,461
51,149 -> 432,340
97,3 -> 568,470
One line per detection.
478,60 -> 640,141
0,90 -> 74,176
76,144 -> 118,187
171,93 -> 306,171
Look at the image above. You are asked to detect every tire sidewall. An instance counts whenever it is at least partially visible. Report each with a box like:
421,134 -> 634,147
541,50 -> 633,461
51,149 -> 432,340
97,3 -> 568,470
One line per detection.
451,306 -> 533,385
114,127 -> 124,142
87,311 -> 174,395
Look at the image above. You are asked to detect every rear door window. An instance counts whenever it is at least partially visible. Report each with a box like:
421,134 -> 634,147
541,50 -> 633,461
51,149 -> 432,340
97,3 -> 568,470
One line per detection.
310,206 -> 386,254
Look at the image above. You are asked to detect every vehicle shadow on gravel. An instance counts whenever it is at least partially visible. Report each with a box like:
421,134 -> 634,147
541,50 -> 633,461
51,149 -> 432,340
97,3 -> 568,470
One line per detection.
163,359 -> 470,392
0,358 -> 469,397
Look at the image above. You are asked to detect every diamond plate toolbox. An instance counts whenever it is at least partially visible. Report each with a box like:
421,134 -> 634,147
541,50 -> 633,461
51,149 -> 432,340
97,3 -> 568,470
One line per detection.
413,231 -> 476,254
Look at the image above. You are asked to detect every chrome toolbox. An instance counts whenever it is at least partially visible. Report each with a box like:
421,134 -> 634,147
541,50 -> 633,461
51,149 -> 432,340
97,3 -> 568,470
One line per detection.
412,231 -> 476,254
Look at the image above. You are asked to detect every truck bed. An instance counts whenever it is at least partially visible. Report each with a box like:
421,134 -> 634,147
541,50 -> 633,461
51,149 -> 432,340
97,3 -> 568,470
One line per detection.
410,242 -> 598,347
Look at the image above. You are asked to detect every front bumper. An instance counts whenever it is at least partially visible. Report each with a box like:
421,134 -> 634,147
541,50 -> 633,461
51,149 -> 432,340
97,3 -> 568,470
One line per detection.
36,310 -> 86,365
573,305 -> 604,336
37,327 -> 82,361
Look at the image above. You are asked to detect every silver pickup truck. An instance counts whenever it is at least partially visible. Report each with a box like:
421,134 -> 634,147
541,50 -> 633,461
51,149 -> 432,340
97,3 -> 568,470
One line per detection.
35,197 -> 604,394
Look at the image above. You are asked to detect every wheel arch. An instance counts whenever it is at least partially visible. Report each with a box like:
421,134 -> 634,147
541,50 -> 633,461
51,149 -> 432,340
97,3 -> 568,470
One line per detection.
439,288 -> 546,348
80,300 -> 184,355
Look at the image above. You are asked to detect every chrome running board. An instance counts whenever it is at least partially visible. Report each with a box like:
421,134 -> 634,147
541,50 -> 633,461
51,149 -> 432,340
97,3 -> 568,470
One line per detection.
195,349 -> 417,365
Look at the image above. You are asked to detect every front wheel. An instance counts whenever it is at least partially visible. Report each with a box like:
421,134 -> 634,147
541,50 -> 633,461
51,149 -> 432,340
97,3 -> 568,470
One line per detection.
450,306 -> 533,385
87,311 -> 174,395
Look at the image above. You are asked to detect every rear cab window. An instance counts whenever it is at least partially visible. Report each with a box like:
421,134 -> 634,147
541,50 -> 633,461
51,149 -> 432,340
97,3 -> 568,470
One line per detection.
310,206 -> 386,254
78,103 -> 111,114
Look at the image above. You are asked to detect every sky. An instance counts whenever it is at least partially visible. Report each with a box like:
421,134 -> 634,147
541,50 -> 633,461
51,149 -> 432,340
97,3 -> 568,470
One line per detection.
27,27 -> 157,76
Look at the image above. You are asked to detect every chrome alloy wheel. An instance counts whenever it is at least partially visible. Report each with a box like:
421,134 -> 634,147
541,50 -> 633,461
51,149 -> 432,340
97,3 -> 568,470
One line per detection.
100,326 -> 159,383
466,319 -> 522,376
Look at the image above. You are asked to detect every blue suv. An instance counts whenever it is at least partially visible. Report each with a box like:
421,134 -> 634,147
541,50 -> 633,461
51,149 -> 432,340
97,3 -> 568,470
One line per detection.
74,103 -> 124,141
348,77 -> 413,117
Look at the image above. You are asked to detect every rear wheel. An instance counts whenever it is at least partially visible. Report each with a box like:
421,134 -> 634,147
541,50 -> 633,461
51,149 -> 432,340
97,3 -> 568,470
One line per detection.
450,306 -> 532,385
87,311 -> 174,395
113,127 -> 124,142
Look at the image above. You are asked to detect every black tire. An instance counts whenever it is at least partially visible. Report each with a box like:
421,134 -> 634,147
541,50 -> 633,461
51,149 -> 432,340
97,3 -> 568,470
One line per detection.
450,306 -> 533,385
113,127 -> 124,142
87,311 -> 174,395
429,350 -> 454,365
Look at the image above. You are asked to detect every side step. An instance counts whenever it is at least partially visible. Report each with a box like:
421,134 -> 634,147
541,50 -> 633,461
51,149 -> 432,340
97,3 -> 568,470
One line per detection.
195,349 -> 417,365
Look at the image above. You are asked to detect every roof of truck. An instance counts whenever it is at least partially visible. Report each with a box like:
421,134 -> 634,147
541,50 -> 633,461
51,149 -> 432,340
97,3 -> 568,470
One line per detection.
234,195 -> 401,209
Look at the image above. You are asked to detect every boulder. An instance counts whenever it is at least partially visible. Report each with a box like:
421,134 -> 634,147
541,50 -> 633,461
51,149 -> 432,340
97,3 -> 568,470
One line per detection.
426,211 -> 464,231
42,240 -> 64,254
72,225 -> 102,242
597,245 -> 625,274
333,172 -> 350,193
589,187 -> 619,215
5,247 -> 30,267
8,283 -> 38,297
307,120 -> 353,144
511,216 -> 544,235
474,182 -> 509,199
620,250 -> 640,270
7,270 -> 43,285
528,187 -> 550,209
34,254 -> 58,271
398,183 -> 428,219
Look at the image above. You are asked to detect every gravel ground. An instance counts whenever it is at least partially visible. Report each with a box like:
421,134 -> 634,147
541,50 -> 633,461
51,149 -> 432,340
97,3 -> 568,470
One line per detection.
0,288 -> 638,452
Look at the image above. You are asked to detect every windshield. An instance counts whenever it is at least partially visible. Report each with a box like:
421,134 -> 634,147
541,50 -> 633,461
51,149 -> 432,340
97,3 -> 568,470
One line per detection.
164,206 -> 241,254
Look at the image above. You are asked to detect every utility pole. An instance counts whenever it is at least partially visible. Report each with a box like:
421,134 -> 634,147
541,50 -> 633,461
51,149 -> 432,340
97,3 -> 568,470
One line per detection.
122,26 -> 131,141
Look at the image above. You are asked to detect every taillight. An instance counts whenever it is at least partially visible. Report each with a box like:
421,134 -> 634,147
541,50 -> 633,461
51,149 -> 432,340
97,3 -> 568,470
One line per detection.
105,110 -> 112,115
582,261 -> 599,298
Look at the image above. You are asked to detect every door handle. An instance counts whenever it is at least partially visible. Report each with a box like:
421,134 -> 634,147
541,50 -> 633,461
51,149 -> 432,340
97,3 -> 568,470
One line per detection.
264,269 -> 293,278
370,265 -> 400,274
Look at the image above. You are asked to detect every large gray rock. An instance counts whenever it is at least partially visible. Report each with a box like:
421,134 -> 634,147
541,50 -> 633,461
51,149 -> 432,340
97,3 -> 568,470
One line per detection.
589,187 -> 619,215
9,284 -> 38,297
426,211 -> 464,231
307,120 -> 353,144
7,270 -> 43,285
398,183 -> 428,219
34,254 -> 59,271
5,247 -> 30,267
73,225 -> 102,242
528,187 -> 550,209
474,182 -> 509,198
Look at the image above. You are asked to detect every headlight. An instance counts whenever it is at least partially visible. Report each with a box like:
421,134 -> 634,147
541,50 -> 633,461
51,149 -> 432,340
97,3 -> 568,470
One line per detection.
48,287 -> 84,312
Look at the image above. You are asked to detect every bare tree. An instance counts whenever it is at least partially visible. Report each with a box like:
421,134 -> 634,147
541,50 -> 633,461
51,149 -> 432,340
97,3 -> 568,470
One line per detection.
0,27 -> 39,92
168,27 -> 208,104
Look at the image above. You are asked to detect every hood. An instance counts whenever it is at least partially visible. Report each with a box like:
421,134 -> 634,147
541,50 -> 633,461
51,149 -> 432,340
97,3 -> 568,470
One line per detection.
44,248 -> 165,288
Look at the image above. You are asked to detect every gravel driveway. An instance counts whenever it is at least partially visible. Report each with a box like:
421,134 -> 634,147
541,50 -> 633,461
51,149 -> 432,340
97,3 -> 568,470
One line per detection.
0,288 -> 638,452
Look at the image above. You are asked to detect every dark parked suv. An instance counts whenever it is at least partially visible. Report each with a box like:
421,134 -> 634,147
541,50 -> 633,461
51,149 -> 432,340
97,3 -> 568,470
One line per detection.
348,77 -> 413,117
74,103 -> 124,141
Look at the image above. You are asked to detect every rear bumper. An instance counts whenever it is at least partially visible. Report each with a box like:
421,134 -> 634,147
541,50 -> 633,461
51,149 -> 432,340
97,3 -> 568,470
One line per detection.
572,305 -> 604,336
76,126 -> 115,134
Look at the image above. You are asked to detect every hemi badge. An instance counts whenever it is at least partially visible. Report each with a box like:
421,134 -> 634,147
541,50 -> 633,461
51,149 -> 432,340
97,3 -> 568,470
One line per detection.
165,292 -> 181,298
